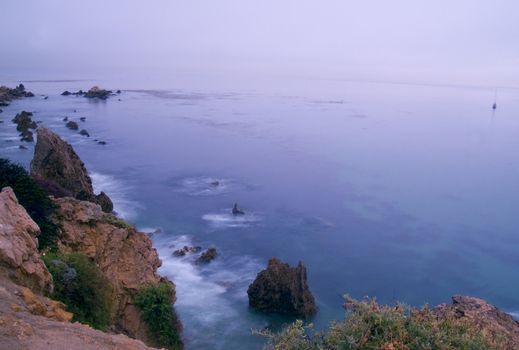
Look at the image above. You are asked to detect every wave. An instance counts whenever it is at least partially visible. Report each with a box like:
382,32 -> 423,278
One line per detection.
202,210 -> 261,228
155,234 -> 261,347
90,171 -> 141,220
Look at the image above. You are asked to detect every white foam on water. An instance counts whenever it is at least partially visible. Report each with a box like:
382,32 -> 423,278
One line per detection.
174,176 -> 233,196
90,171 -> 141,220
202,211 -> 262,228
509,311 -> 519,320
156,235 -> 261,328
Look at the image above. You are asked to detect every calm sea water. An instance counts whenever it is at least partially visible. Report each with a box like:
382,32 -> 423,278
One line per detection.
1,76 -> 518,349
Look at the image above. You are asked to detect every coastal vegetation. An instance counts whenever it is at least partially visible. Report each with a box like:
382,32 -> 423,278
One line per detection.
42,252 -> 113,330
135,282 -> 183,350
0,158 -> 59,249
262,296 -> 503,350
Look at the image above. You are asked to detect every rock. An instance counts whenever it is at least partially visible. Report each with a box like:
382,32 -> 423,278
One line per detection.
0,84 -> 34,105
0,187 -> 53,293
51,196 -> 180,345
116,90 -> 121,94
63,116 -> 68,121
61,91 -> 71,96
95,191 -> 113,213
20,130 -> 34,142
79,117 -> 86,122
30,128 -> 113,212
232,202 -> 245,215
84,86 -> 112,100
247,257 -> 316,317
196,248 -> 217,264
79,129 -> 90,137
434,295 -> 519,349
19,145 -> 28,150
173,246 -> 202,257
12,111 -> 37,142
210,181 -> 220,187
97,141 -> 107,145
65,121 -> 79,130
44,96 -> 49,100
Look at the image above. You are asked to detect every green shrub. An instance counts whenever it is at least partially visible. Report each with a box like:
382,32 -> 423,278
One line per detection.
43,252 -> 113,330
262,296 -> 502,350
0,158 -> 59,250
135,282 -> 183,350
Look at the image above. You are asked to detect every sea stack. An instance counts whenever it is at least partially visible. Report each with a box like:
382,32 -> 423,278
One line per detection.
247,257 -> 316,317
30,127 -> 113,212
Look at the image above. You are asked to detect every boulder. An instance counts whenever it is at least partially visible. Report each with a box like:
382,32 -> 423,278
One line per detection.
247,257 -> 316,317
12,111 -> 37,142
65,121 -> 79,130
196,248 -> 217,263
0,187 -> 53,293
79,129 -> 90,137
30,128 -> 113,212
173,246 -> 202,257
95,191 -> 113,213
0,84 -> 35,105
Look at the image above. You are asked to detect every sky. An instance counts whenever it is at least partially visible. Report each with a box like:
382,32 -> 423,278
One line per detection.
1,0 -> 518,87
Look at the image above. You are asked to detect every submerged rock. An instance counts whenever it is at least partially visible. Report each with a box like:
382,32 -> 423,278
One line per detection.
247,257 -> 316,317
30,128 -> 113,212
65,121 -> 79,130
196,248 -> 217,264
79,117 -> 86,122
78,129 -> 90,137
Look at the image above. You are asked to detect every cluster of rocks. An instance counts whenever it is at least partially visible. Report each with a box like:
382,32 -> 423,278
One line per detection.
30,128 -> 113,212
172,245 -> 218,264
12,111 -> 38,142
0,84 -> 34,107
62,86 -> 118,100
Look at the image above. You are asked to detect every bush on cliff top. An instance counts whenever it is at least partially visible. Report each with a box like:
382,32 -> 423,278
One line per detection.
261,296 -> 502,350
43,252 -> 113,330
135,282 -> 183,350
0,158 -> 58,249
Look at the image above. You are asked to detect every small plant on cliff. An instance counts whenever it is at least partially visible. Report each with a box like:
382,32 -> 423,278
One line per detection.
0,158 -> 58,249
135,282 -> 183,350
43,252 -> 113,330
262,296 -> 502,350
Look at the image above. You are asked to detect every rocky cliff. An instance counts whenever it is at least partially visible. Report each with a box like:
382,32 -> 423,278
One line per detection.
50,195 -> 178,342
0,186 -> 159,350
0,187 -> 52,293
30,127 -> 113,212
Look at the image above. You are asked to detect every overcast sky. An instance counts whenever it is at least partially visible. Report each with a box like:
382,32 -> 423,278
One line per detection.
1,0 -> 518,87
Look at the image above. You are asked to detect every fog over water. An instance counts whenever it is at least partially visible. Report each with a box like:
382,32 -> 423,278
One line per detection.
1,0 -> 519,87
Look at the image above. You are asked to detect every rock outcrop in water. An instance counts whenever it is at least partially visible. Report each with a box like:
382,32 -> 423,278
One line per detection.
0,84 -> 34,106
0,187 -> 53,293
62,86 -> 113,100
12,111 -> 37,142
247,257 -> 316,317
196,248 -> 217,263
30,127 -> 113,212
434,295 -> 519,348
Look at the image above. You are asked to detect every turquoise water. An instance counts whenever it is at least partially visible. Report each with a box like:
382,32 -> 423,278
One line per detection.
1,77 -> 518,349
